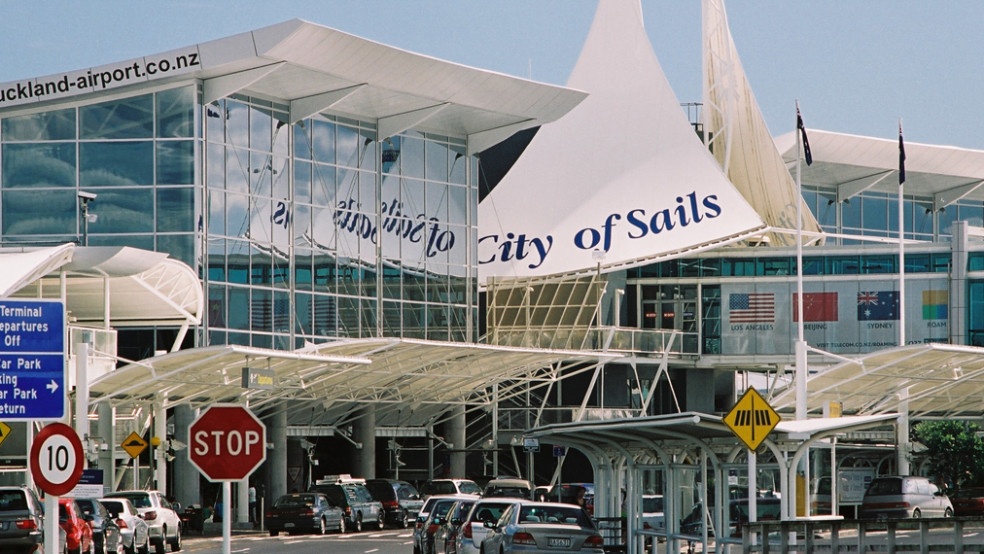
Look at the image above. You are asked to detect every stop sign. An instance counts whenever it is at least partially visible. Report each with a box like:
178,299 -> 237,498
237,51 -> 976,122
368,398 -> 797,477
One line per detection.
188,405 -> 266,481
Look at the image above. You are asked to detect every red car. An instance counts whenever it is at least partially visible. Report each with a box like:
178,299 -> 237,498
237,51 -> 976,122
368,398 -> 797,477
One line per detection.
951,487 -> 984,516
59,498 -> 93,554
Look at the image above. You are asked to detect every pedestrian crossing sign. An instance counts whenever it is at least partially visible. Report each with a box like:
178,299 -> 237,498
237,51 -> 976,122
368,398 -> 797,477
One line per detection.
723,387 -> 780,451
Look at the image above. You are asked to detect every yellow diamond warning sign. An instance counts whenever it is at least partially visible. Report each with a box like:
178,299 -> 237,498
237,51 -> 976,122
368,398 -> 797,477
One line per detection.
0,422 -> 11,448
121,432 -> 148,459
724,387 -> 780,451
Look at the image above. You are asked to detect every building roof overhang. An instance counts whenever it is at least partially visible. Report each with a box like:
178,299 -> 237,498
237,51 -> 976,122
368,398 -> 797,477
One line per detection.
0,19 -> 587,155
775,129 -> 984,209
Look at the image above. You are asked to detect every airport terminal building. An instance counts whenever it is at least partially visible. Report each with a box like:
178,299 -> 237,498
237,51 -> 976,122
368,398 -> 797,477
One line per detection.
2,0 -> 984,538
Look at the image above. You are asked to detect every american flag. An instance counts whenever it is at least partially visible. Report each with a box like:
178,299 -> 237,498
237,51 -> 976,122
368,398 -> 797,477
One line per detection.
729,293 -> 775,323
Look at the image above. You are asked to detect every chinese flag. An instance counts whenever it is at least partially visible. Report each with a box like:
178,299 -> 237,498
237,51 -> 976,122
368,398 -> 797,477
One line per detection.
793,292 -> 838,322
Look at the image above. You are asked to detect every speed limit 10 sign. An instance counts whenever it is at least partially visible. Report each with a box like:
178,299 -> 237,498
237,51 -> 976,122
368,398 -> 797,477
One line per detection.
30,423 -> 84,496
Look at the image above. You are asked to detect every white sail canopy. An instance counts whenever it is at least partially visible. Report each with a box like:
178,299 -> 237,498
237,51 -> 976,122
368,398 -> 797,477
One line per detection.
702,0 -> 823,245
478,0 -> 766,279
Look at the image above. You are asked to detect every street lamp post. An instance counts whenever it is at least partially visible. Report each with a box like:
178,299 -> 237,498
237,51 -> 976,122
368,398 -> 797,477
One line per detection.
78,191 -> 98,246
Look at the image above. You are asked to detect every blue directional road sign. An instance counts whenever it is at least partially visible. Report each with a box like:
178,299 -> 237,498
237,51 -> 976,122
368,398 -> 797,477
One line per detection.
0,300 -> 65,420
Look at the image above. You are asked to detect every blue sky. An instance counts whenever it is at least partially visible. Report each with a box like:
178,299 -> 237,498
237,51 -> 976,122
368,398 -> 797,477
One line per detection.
2,1 -> 981,149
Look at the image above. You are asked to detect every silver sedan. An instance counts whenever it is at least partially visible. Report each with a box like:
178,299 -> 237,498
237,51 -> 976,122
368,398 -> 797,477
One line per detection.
480,501 -> 604,553
100,497 -> 151,554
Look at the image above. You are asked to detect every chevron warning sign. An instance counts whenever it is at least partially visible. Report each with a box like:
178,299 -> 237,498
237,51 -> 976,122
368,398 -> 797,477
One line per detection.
724,387 -> 780,451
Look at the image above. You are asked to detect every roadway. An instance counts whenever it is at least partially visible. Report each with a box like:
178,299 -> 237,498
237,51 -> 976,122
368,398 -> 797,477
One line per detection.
181,528 -> 415,554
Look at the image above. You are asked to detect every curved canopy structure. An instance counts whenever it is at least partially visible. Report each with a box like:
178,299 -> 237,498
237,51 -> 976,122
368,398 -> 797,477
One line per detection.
4,244 -> 202,327
478,0 -> 766,279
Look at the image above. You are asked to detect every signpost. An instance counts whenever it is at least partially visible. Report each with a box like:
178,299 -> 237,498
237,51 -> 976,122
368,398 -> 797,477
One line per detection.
724,388 -> 781,530
189,405 -> 266,554
0,300 -> 66,420
30,423 -> 84,554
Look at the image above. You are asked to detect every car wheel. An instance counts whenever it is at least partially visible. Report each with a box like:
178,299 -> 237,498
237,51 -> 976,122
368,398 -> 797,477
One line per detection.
912,508 -> 921,518
376,510 -> 385,530
400,510 -> 409,529
353,514 -> 363,533
337,515 -> 346,534
319,517 -> 327,535
945,507 -> 953,517
137,535 -> 150,554
270,529 -> 279,537
153,536 -> 165,554
169,526 -> 181,552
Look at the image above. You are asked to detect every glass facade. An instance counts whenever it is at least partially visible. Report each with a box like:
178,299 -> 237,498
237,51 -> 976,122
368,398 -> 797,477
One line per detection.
0,86 -> 478,351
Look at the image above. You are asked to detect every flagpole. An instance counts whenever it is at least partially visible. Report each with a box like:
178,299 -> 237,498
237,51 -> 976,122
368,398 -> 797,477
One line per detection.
898,119 -> 906,347
795,101 -> 807,422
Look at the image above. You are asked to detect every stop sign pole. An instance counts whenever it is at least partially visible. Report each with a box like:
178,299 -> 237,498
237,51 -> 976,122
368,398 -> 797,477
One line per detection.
188,405 -> 266,554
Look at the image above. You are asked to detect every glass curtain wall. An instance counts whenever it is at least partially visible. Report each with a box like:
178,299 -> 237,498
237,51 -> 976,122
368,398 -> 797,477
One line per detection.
0,86 -> 198,262
204,94 -> 476,349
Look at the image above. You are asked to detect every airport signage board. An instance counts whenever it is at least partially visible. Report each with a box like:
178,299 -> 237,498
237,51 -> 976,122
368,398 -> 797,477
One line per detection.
0,299 -> 66,421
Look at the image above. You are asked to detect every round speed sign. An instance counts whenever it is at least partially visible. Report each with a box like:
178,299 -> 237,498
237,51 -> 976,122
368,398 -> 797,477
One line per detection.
29,423 -> 84,496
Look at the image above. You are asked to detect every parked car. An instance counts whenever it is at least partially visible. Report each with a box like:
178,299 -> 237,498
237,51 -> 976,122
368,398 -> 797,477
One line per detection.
482,479 -> 533,500
266,492 -> 344,536
413,495 -> 479,554
99,497 -> 151,554
419,479 -> 482,499
309,479 -> 384,532
435,497 -> 478,554
455,499 -> 520,554
75,498 -> 123,554
641,494 -> 665,533
480,501 -> 604,553
680,496 -> 782,538
59,498 -> 94,554
0,486 -> 46,554
859,476 -> 953,519
950,487 -> 984,517
365,479 -> 423,528
103,490 -> 181,553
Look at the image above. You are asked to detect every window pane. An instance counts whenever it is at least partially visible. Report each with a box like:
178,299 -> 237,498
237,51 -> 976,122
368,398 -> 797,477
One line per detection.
156,86 -> 195,138
80,141 -> 153,187
2,108 -> 76,141
312,119 -> 335,164
2,189 -> 75,235
157,140 -> 194,184
80,94 -> 153,139
157,234 -> 194,267
2,143 -> 76,187
88,188 -> 154,233
157,187 -> 194,232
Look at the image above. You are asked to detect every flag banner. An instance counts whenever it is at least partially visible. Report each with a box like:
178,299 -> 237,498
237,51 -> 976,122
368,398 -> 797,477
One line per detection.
899,125 -> 906,185
793,292 -> 838,322
922,289 -> 948,320
857,291 -> 900,321
729,292 -> 775,323
797,110 -> 813,166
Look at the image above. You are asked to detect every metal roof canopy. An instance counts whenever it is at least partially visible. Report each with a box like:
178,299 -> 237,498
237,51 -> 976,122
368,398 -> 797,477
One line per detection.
775,129 -> 984,210
89,338 -> 618,429
527,412 -> 897,551
771,343 -> 984,418
0,19 -> 588,156
4,244 -> 202,327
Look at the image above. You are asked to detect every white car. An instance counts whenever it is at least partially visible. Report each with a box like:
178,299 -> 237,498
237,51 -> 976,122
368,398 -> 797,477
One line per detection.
100,497 -> 151,554
641,494 -> 665,533
104,491 -> 181,553
455,498 -> 521,554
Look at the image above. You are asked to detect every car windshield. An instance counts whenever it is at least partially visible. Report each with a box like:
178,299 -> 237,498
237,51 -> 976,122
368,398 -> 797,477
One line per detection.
866,479 -> 902,496
100,501 -> 124,517
458,482 -> 482,495
471,503 -> 511,522
486,487 -> 529,498
0,491 -> 28,511
517,506 -> 591,527
110,493 -> 151,508
275,495 -> 316,508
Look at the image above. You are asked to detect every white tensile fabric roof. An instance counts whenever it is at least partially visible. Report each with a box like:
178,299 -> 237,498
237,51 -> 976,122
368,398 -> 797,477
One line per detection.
2,244 -> 202,327
775,129 -> 984,209
477,0 -> 767,279
771,343 -> 984,418
0,19 -> 587,156
702,0 -> 823,246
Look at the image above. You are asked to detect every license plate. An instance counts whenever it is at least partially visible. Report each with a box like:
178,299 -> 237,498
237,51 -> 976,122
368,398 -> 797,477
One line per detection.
284,522 -> 295,528
547,537 -> 570,547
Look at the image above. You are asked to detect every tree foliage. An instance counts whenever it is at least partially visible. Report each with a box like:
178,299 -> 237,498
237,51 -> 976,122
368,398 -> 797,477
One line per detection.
912,420 -> 984,490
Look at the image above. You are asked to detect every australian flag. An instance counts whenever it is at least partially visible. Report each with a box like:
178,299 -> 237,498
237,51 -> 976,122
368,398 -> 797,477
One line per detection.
797,108 -> 813,166
857,291 -> 899,321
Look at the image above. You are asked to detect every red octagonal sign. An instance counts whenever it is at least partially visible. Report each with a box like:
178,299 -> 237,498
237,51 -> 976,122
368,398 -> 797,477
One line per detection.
189,405 -> 266,482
